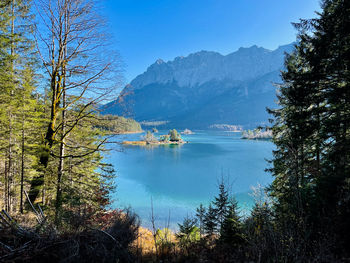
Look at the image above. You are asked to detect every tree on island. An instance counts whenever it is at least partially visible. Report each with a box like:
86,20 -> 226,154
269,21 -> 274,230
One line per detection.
169,129 -> 181,142
142,131 -> 157,143
159,134 -> 170,142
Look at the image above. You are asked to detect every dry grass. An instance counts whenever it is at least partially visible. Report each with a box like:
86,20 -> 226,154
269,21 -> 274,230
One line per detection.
133,227 -> 155,254
122,141 -> 147,146
132,226 -> 179,259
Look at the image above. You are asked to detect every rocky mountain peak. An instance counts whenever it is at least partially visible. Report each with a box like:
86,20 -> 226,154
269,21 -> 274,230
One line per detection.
129,43 -> 294,89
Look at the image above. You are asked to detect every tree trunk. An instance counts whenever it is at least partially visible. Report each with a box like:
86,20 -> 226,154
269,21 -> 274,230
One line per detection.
4,161 -> 8,211
7,0 -> 15,213
20,103 -> 25,213
28,19 -> 62,204
55,87 -> 66,225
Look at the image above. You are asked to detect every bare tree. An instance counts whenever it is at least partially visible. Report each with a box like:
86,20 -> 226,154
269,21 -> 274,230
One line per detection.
28,0 -> 122,206
150,197 -> 158,259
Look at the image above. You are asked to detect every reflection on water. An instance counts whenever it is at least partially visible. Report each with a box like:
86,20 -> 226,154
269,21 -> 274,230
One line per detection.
107,130 -> 274,229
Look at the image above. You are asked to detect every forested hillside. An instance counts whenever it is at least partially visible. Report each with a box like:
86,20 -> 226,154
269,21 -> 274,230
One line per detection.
98,115 -> 142,134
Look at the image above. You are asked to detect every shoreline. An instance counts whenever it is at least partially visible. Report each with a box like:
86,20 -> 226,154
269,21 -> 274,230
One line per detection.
110,130 -> 144,135
122,140 -> 188,146
241,137 -> 272,141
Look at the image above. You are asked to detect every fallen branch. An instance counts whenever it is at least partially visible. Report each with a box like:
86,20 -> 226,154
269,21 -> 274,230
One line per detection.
24,191 -> 42,223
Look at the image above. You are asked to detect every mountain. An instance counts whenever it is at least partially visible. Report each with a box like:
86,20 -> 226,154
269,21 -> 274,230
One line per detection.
103,43 -> 295,129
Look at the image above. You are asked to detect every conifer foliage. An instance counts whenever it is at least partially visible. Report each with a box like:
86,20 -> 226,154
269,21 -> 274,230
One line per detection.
197,180 -> 244,246
0,0 -> 44,213
219,198 -> 244,248
268,0 -> 350,258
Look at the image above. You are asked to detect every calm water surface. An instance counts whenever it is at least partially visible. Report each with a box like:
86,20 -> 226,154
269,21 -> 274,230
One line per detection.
107,130 -> 274,229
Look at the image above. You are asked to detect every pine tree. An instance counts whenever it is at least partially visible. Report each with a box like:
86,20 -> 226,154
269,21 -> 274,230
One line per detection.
219,198 -> 244,248
195,203 -> 206,238
0,0 -> 12,211
268,0 -> 350,257
17,65 -> 44,213
0,0 -> 37,212
247,202 -> 274,261
310,0 -> 350,250
213,180 -> 229,231
176,216 -> 199,251
203,204 -> 217,236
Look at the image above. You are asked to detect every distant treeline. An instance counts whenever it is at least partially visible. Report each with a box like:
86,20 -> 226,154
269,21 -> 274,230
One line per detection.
209,124 -> 243,131
98,115 -> 142,133
140,120 -> 169,126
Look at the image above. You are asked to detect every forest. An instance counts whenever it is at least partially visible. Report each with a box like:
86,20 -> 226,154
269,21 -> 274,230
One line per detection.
1,0 -> 349,262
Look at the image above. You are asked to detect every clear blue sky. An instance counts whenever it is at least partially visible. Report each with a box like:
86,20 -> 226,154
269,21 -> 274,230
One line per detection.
102,0 -> 321,83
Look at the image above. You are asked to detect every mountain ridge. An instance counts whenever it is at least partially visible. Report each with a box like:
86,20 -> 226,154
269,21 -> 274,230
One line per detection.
130,43 -> 294,89
103,43 -> 295,129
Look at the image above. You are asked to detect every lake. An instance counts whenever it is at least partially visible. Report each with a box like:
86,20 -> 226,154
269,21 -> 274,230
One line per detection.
107,130 -> 274,230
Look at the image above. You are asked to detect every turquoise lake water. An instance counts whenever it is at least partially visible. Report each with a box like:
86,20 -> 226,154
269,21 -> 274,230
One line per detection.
107,130 -> 274,230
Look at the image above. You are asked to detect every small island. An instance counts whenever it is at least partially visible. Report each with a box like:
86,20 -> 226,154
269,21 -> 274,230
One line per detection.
181,128 -> 194,135
123,129 -> 187,146
241,128 -> 272,140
